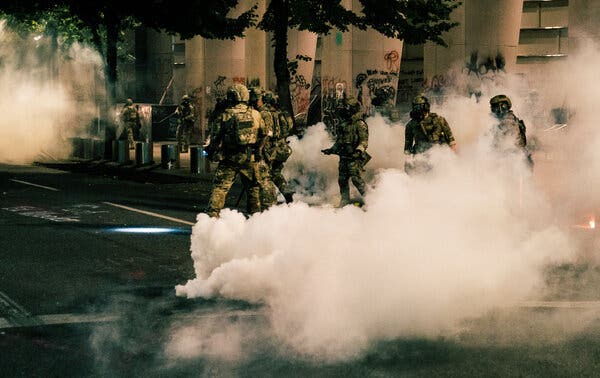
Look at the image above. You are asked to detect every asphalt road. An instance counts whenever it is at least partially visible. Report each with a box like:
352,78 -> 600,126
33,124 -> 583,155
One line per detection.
4,163 -> 600,377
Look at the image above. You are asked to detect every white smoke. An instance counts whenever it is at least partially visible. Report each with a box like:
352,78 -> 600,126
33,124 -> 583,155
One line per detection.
174,41 -> 600,361
0,21 -> 101,164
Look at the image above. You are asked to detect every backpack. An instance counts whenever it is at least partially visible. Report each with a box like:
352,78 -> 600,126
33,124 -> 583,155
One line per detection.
222,107 -> 258,147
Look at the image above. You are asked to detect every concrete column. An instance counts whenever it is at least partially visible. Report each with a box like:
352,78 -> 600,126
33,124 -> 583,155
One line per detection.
203,39 -> 246,98
287,30 -> 318,116
185,37 -> 205,92
145,30 -> 173,104
464,0 -> 523,73
184,36 -> 206,141
569,0 -> 600,51
244,0 -> 268,88
320,0 -> 403,113
424,3 -> 465,79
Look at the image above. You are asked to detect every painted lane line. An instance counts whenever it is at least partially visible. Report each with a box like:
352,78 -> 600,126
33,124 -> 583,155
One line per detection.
0,291 -> 40,327
103,202 -> 195,226
519,301 -> 600,309
10,179 -> 59,192
0,309 -> 264,329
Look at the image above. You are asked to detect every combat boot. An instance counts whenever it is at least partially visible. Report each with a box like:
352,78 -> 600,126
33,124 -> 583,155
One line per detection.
283,192 -> 294,204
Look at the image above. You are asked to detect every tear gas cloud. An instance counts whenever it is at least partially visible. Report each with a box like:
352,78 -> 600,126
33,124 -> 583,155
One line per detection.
0,21 -> 101,164
175,42 -> 600,361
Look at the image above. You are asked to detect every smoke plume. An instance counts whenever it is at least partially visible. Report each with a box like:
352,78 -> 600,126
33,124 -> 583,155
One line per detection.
174,41 -> 600,361
0,21 -> 101,164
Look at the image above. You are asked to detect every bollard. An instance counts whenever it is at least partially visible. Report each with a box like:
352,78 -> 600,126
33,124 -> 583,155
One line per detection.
189,146 -> 209,174
111,140 -> 118,162
160,144 -> 180,169
70,137 -> 84,159
82,138 -> 94,160
92,139 -> 105,160
135,142 -> 153,166
116,140 -> 131,164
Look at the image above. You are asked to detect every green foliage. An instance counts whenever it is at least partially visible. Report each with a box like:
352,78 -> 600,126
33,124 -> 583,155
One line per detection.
260,0 -> 359,34
133,0 -> 257,40
359,0 -> 461,46
259,0 -> 460,45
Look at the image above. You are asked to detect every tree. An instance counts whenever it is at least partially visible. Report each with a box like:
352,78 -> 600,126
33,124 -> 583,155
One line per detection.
133,0 -> 256,41
258,0 -> 461,116
0,1 -> 137,106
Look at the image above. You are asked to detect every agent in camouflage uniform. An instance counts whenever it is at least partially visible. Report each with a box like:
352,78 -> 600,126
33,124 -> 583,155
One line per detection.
264,92 -> 295,204
249,87 -> 277,210
404,95 -> 456,174
120,98 -> 139,150
322,97 -> 370,207
175,95 -> 195,153
489,94 -> 533,168
205,84 -> 267,218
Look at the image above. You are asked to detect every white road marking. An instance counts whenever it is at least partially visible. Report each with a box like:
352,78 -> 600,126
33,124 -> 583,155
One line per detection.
10,179 -> 59,192
0,309 -> 264,329
2,206 -> 80,223
103,202 -> 195,226
518,301 -> 600,309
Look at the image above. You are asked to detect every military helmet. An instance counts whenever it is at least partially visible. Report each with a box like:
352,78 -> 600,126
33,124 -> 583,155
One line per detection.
226,84 -> 250,103
263,91 -> 275,105
181,94 -> 190,103
346,97 -> 361,114
411,94 -> 430,113
489,94 -> 512,109
490,94 -> 512,118
249,87 -> 264,103
125,98 -> 133,106
412,94 -> 429,106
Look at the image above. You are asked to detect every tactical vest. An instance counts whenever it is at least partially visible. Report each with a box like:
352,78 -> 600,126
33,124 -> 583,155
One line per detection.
420,113 -> 449,144
336,119 -> 360,148
270,109 -> 282,139
122,106 -> 138,123
222,106 -> 259,147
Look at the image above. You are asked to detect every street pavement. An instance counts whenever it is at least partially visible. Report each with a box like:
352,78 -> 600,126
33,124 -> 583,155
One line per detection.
4,159 -> 600,376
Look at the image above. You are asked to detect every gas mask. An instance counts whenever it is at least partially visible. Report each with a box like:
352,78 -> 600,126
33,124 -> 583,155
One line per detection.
410,103 -> 427,121
491,102 -> 510,118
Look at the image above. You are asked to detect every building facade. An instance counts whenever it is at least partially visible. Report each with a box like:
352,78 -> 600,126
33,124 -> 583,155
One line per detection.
121,0 -> 594,138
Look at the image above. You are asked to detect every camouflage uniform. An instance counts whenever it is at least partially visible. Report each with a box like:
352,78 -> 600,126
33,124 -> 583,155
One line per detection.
265,93 -> 294,203
490,94 -> 533,167
175,95 -> 195,153
249,88 -> 278,210
323,98 -> 370,206
404,113 -> 455,154
120,99 -> 139,150
404,95 -> 456,175
206,84 -> 266,218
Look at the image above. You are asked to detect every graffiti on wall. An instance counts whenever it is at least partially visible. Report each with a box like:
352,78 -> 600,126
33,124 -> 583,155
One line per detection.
354,50 -> 401,114
397,68 -> 424,105
321,77 -> 348,134
465,50 -> 506,78
289,55 -> 313,117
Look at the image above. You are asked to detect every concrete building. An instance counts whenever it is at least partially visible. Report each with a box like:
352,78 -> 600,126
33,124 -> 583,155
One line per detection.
120,0 -> 597,139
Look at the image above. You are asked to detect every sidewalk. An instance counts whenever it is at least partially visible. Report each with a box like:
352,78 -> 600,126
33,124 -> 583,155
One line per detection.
35,141 -> 215,185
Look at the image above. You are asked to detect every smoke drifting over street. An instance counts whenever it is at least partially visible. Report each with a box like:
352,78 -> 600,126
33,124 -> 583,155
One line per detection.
0,22 -> 100,164
174,41 -> 600,362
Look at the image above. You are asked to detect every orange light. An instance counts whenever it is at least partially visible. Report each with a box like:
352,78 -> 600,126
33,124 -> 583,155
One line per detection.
572,216 -> 596,229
